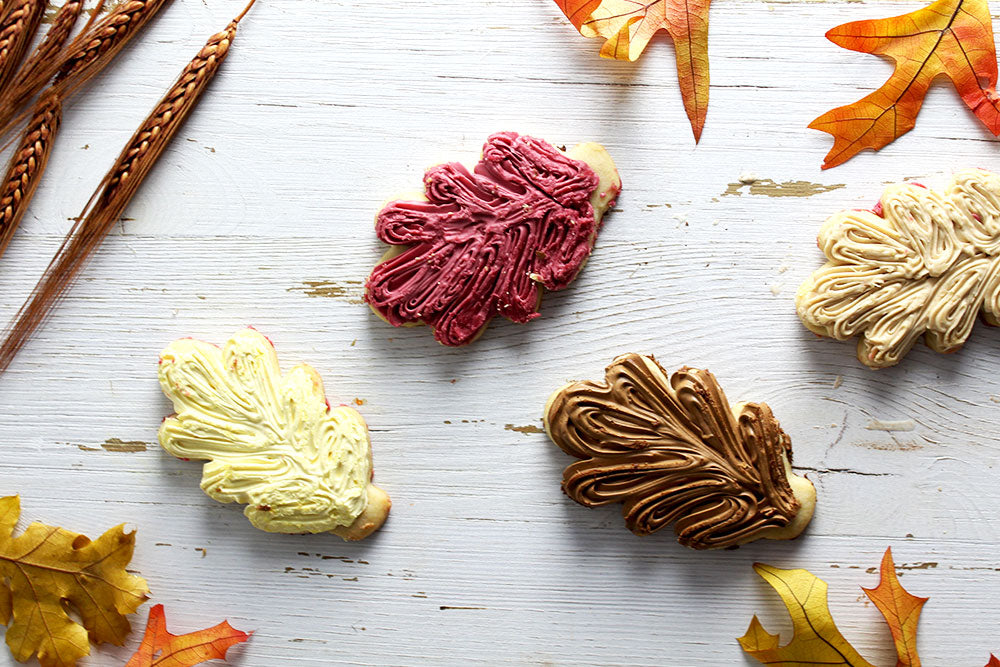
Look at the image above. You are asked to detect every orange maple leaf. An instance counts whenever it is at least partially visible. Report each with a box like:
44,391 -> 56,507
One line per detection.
810,0 -> 1000,169
987,655 -> 1000,666
862,548 -> 927,667
124,605 -> 250,667
554,0 -> 710,141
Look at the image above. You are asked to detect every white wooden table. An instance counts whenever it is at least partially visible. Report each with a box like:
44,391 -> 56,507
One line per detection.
3,0 -> 1000,664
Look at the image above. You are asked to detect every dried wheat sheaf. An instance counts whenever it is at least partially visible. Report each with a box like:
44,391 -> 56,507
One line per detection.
0,0 -> 256,372
0,0 -> 171,135
9,0 -> 88,95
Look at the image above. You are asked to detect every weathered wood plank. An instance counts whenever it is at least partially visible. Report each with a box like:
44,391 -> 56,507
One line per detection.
3,0 -> 1000,664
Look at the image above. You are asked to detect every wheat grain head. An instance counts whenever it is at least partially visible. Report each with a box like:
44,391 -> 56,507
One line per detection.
0,0 -> 46,93
0,90 -> 60,259
10,0 -> 85,93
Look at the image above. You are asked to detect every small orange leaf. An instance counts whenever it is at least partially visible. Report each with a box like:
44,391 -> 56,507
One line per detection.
125,605 -> 250,667
862,547 -> 927,667
554,0 -> 711,141
987,656 -> 1000,667
810,0 -> 1000,168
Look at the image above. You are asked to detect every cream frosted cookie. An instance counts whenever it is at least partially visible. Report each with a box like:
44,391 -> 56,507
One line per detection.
543,353 -> 815,550
797,169 -> 1000,368
157,328 -> 390,540
364,131 -> 621,346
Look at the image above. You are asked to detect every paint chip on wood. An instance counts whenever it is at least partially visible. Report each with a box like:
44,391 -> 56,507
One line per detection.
288,280 -> 364,303
723,178 -> 846,198
101,438 -> 148,453
865,419 -> 916,432
504,423 -> 544,434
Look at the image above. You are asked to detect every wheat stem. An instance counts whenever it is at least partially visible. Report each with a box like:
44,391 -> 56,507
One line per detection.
79,0 -> 106,35
0,3 -> 255,373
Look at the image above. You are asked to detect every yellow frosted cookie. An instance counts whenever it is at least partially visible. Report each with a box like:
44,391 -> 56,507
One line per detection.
157,328 -> 390,540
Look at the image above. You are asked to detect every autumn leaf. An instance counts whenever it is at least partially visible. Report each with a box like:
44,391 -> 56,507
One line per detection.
862,547 -> 927,666
739,563 -> 875,666
987,655 -> 1000,667
0,495 -> 150,667
554,0 -> 711,140
740,547 -> 929,667
125,604 -> 250,667
810,0 -> 1000,169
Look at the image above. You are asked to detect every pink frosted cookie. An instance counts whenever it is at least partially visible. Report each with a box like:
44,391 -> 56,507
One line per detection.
365,132 -> 621,346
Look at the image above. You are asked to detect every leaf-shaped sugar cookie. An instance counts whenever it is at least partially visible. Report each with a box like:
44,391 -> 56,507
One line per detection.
797,168 -> 1000,368
543,353 -> 816,550
365,132 -> 621,346
0,495 -> 149,667
158,328 -> 390,540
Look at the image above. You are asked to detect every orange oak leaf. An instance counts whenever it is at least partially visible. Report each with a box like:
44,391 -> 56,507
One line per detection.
810,0 -> 1000,169
862,547 -> 927,667
124,605 -> 250,667
554,0 -> 710,141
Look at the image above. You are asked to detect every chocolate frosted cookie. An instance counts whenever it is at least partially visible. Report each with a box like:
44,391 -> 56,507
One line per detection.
543,353 -> 815,550
365,132 -> 621,346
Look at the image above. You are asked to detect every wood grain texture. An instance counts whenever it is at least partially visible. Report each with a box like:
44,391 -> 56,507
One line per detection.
2,0 -> 1000,664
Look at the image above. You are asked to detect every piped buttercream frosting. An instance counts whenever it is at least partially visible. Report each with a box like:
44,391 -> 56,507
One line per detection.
797,168 -> 1000,368
543,353 -> 815,550
157,328 -> 389,539
365,131 -> 621,346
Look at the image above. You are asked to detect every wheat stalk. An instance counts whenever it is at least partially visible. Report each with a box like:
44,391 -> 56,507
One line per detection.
0,0 -> 171,136
0,0 -> 106,262
0,90 -> 60,260
9,0 -> 86,95
0,0 -> 46,93
0,0 -> 256,373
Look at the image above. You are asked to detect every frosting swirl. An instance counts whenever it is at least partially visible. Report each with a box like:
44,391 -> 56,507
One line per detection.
158,328 -> 390,539
544,353 -> 815,550
365,132 -> 620,346
797,168 -> 1000,368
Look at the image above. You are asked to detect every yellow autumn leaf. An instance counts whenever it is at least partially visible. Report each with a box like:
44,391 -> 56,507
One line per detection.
0,495 -> 150,667
740,562 -> 876,666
